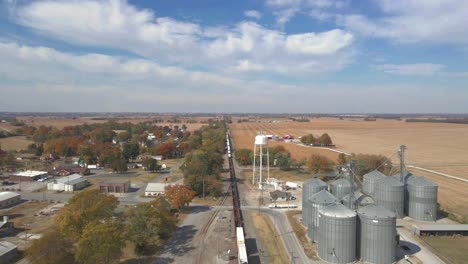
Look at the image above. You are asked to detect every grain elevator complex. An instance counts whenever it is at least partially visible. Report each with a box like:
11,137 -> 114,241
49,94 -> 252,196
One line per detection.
301,145 -> 440,264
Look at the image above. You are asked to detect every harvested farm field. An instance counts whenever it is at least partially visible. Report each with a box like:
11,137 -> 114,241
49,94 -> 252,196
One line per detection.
0,136 -> 33,151
230,118 -> 468,221
230,118 -> 468,178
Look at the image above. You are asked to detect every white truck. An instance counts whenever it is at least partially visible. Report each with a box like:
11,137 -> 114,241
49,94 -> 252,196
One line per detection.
285,181 -> 299,190
269,203 -> 298,209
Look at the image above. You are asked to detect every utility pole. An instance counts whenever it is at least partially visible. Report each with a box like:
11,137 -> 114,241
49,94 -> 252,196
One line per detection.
399,145 -> 406,183
349,160 -> 355,209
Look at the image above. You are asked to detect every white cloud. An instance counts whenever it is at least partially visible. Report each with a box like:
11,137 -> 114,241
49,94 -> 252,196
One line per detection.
0,41 -> 466,113
286,29 -> 353,55
372,64 -> 446,76
8,0 -> 354,76
266,0 -> 347,26
244,10 -> 262,20
337,0 -> 468,44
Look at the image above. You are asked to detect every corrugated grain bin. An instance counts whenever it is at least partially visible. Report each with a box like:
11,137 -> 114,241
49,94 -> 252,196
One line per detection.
375,177 -> 405,218
407,177 -> 438,221
318,203 -> 357,264
330,178 -> 353,200
357,204 -> 397,264
302,178 -> 328,225
341,191 -> 374,210
305,190 -> 338,242
363,170 -> 386,197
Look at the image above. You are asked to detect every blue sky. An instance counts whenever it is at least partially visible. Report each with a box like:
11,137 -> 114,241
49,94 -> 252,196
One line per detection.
0,0 -> 467,113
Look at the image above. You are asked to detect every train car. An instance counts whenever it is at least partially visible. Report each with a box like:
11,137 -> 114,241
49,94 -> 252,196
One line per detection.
236,227 -> 248,264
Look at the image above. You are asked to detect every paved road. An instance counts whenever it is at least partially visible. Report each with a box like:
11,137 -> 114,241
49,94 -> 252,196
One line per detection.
398,227 -> 444,264
230,147 -> 315,264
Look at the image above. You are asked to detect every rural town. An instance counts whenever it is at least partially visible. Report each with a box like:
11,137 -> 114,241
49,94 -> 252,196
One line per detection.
1,1 -> 467,264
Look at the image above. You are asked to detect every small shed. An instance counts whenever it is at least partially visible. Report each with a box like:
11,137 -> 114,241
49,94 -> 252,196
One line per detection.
0,241 -> 17,263
99,180 -> 131,193
145,183 -> 168,196
0,192 -> 21,208
47,174 -> 88,192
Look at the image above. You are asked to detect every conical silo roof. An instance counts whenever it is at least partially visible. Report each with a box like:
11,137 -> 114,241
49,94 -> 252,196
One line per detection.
319,202 -> 356,218
364,170 -> 386,179
304,177 -> 327,187
357,204 -> 396,219
308,189 -> 338,204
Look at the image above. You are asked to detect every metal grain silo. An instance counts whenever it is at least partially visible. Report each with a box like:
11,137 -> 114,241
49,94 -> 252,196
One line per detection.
357,204 -> 397,264
302,178 -> 328,227
318,203 -> 357,264
306,190 -> 338,242
341,191 -> 374,210
375,177 -> 405,218
363,170 -> 386,197
330,178 -> 353,200
303,178 -> 328,203
392,172 -> 417,215
407,177 -> 438,221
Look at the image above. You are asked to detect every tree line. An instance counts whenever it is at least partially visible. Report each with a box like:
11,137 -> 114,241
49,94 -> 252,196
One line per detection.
234,145 -> 392,181
300,133 -> 333,146
181,121 -> 227,197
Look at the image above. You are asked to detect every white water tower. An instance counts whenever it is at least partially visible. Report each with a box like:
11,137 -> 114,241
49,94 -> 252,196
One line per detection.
253,133 -> 270,189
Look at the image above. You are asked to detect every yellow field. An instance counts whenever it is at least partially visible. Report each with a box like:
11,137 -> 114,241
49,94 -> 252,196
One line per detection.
230,118 -> 468,221
0,136 -> 33,151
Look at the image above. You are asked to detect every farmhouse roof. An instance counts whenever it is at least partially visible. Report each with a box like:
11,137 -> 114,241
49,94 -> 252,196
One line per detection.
13,170 -> 48,177
145,183 -> 167,192
56,174 -> 86,185
0,191 -> 20,201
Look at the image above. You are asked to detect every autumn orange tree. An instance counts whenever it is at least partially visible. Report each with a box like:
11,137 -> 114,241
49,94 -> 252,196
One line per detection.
307,154 -> 335,174
164,184 -> 196,210
235,148 -> 253,165
55,189 -> 119,240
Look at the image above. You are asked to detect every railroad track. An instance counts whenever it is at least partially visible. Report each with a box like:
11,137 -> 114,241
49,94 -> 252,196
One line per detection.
194,165 -> 232,264
194,131 -> 245,264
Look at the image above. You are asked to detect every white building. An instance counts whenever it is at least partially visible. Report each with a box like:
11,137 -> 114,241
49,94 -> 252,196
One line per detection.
147,133 -> 156,140
47,174 -> 88,192
0,192 -> 21,208
145,183 -> 168,196
11,170 -> 48,181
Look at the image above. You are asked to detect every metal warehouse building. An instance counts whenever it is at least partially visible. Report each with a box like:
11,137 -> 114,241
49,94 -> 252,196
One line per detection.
47,174 -> 88,192
0,192 -> 21,208
412,224 -> 468,236
9,170 -> 48,182
99,180 -> 131,193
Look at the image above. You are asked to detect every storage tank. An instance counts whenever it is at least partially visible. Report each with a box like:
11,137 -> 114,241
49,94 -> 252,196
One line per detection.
318,203 -> 357,264
302,178 -> 328,227
357,204 -> 397,264
375,177 -> 405,218
254,135 -> 268,146
407,177 -> 438,221
303,178 -> 328,203
330,178 -> 354,200
341,191 -> 374,210
363,170 -> 386,197
305,190 -> 338,242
